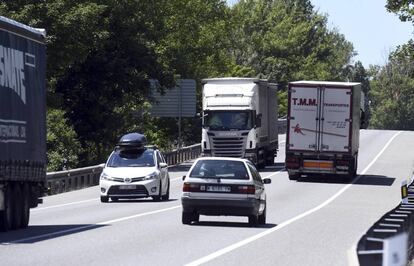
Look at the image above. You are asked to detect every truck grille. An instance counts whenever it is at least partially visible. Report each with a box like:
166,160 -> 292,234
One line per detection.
210,136 -> 246,157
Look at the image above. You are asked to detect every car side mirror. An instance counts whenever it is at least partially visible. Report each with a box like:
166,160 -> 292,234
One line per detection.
263,178 -> 271,184
159,162 -> 168,168
182,175 -> 186,181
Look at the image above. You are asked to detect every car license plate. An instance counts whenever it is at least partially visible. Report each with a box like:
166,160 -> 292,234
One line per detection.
120,185 -> 136,190
206,186 -> 231,192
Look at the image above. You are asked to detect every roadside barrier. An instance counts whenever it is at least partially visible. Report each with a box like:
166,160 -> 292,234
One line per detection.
356,174 -> 414,265
277,119 -> 287,134
46,144 -> 201,195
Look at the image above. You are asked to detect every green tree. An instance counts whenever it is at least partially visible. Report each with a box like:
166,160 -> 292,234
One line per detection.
386,0 -> 414,23
343,61 -> 371,127
47,108 -> 82,171
370,40 -> 414,129
230,0 -> 355,116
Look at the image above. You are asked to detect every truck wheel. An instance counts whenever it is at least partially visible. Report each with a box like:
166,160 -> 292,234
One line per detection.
21,183 -> 31,228
266,151 -> 275,166
0,185 -> 13,231
12,183 -> 23,230
353,155 -> 358,177
288,174 -> 299,180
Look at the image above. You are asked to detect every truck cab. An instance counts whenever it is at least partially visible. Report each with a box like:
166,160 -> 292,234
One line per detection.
201,78 -> 278,168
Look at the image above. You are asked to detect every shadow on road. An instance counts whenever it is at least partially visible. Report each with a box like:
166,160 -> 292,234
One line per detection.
353,175 -> 396,186
296,174 -> 395,186
191,221 -> 277,229
0,224 -> 107,244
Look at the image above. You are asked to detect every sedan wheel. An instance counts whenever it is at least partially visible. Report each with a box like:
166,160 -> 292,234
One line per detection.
258,205 -> 266,225
182,212 -> 193,225
100,196 -> 109,203
248,215 -> 258,227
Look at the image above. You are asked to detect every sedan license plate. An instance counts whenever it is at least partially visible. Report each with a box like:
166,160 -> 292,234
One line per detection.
206,185 -> 231,192
120,185 -> 136,190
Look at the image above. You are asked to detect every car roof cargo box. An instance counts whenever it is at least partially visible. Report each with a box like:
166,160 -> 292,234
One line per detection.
117,133 -> 147,149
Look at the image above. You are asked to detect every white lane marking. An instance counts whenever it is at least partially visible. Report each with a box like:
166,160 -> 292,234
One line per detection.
3,205 -> 181,245
262,169 -> 284,179
185,131 -> 402,266
32,199 -> 97,212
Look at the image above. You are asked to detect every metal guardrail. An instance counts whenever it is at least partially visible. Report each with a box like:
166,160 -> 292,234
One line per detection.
46,143 -> 201,195
277,118 -> 287,134
356,174 -> 414,265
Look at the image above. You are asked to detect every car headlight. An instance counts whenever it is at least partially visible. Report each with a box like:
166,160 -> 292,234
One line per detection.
144,172 -> 159,180
100,172 -> 115,181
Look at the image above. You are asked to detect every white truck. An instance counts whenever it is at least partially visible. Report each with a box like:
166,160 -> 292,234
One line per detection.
285,81 -> 363,180
201,78 -> 278,168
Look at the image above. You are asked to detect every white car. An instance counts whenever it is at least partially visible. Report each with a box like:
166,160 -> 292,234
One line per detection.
181,157 -> 271,226
99,136 -> 170,202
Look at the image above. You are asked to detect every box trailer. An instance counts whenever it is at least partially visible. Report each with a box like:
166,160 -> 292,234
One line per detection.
0,16 -> 46,231
285,81 -> 362,180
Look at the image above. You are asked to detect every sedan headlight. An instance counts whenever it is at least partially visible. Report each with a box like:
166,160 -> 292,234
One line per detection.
144,172 -> 159,180
100,172 -> 115,181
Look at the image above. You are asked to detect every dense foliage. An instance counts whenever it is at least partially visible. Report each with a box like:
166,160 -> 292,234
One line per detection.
386,0 -> 414,23
2,0 -> 411,170
369,41 -> 414,129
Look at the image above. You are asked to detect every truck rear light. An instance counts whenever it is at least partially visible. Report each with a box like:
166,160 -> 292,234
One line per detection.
286,156 -> 300,169
183,183 -> 204,192
237,185 -> 255,194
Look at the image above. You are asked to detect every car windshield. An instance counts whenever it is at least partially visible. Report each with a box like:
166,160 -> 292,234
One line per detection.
107,148 -> 155,167
204,111 -> 253,131
189,160 -> 249,180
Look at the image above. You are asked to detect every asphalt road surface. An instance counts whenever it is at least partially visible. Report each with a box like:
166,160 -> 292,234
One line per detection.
1,130 -> 413,266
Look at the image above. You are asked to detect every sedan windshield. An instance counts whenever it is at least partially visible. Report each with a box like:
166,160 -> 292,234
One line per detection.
204,111 -> 253,130
107,149 -> 155,167
189,160 -> 249,180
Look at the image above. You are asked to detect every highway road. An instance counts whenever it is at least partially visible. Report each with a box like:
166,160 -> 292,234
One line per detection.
1,130 -> 413,266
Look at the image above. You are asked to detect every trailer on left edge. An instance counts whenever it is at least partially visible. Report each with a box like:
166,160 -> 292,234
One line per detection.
0,16 -> 47,231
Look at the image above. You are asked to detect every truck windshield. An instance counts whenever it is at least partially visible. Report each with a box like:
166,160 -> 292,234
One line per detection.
107,149 -> 155,167
204,111 -> 253,130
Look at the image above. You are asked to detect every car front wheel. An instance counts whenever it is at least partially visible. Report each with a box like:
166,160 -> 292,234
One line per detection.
162,180 -> 170,201
152,180 -> 162,201
101,196 -> 109,203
